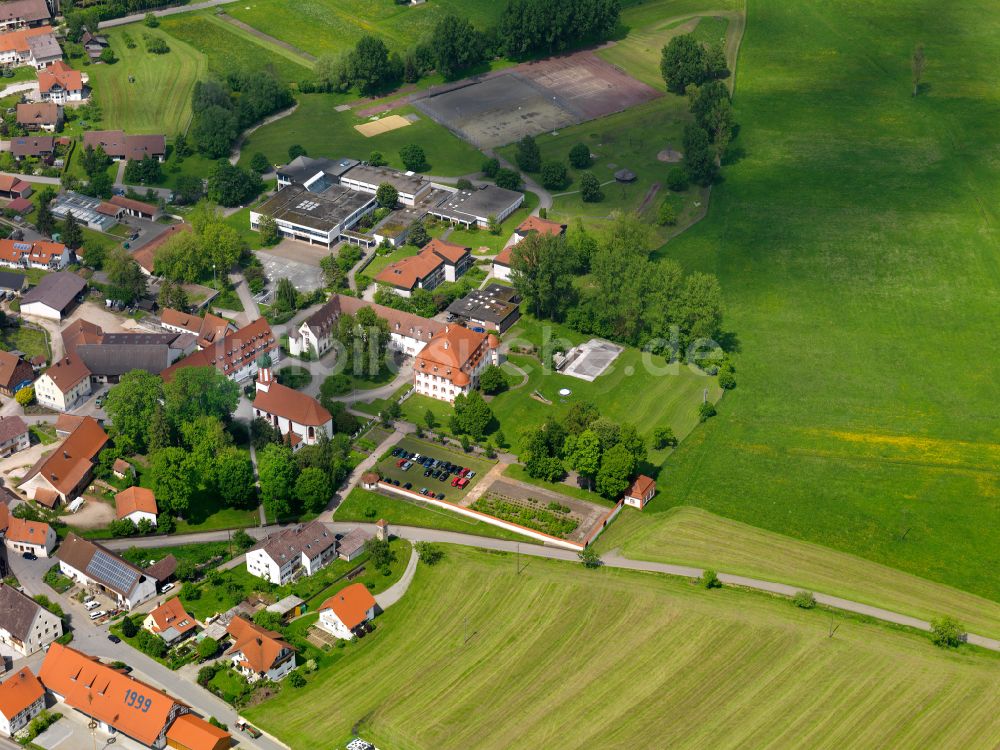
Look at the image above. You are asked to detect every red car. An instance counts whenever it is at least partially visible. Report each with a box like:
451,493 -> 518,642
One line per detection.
396,458 -> 407,468
459,467 -> 470,477
457,477 -> 469,489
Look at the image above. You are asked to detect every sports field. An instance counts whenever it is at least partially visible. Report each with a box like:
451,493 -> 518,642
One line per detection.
238,97 -> 484,175
245,546 -> 1000,749
83,26 -> 207,135
641,0 -> 1000,600
225,0 -> 503,58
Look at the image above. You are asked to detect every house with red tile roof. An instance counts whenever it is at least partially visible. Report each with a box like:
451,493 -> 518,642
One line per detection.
142,598 -> 197,645
39,643 -> 188,747
115,486 -> 158,526
32,353 -> 91,411
4,516 -> 56,557
413,324 -> 499,403
317,583 -> 377,640
0,415 -> 29,457
494,215 -> 567,282
165,714 -> 231,750
0,238 -> 70,270
0,25 -> 60,69
19,416 -> 108,505
375,238 -> 472,297
37,60 -> 84,103
623,475 -> 656,510
0,667 -> 44,737
0,350 -> 33,397
251,368 -> 331,450
225,615 -> 296,683
160,317 -> 279,384
159,308 -> 235,350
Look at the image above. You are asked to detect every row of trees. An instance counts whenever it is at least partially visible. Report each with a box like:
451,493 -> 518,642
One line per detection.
519,401 -> 649,499
190,72 -> 292,160
509,213 -> 723,351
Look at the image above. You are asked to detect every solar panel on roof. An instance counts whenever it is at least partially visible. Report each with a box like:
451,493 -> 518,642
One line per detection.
86,549 -> 139,594
13,243 -> 30,251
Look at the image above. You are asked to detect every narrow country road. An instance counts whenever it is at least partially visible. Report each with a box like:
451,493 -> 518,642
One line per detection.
99,0 -> 236,28
374,543 -> 417,610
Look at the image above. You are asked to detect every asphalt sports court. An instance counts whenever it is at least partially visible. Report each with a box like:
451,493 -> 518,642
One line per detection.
416,50 -> 661,148
561,339 -> 624,381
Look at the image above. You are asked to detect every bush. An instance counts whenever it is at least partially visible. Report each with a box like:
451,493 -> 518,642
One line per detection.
494,168 -> 522,191
481,157 -> 500,177
197,663 -> 220,686
718,369 -> 736,389
145,34 -> 169,54
120,616 -> 139,638
578,547 -> 601,568
666,167 -> 689,192
568,142 -> 591,169
652,426 -> 677,449
197,636 -> 219,660
579,172 -> 603,202
456,178 -> 473,190
399,144 -> 427,171
698,401 -> 717,421
415,542 -> 443,565
288,670 -> 306,688
15,386 -> 34,407
930,616 -> 965,648
657,200 -> 677,226
701,569 -> 722,588
144,12 -> 159,27
540,161 -> 569,190
792,590 -> 816,609
232,528 -> 255,552
99,47 -> 117,64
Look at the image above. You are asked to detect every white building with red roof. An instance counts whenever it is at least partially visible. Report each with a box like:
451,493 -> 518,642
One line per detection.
115,486 -> 158,527
413,324 -> 499,403
4,517 -> 56,557
37,60 -> 85,103
143,597 -> 196,645
623,475 -> 656,510
0,238 -> 70,271
252,368 -> 331,449
0,667 -> 44,737
317,582 -> 377,640
160,317 -> 279,384
375,238 -> 472,297
494,215 -> 567,282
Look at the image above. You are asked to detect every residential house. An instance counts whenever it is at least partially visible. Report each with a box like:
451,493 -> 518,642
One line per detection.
83,130 -> 166,162
143,598 -> 196,646
339,164 -> 432,207
134,224 -> 191,276
336,527 -> 371,561
5,516 -> 56,557
317,583 -> 377,640
0,584 -> 63,657
288,293 -> 443,358
0,351 -> 33,396
412,324 -> 500,403
112,458 -> 134,480
19,417 -> 108,506
252,368 -> 331,450
445,283 -> 522,334
9,134 -> 53,161
16,101 -> 61,132
164,714 -> 231,750
32,355 -> 91,411
225,615 -> 296,683
245,520 -> 337,585
159,308 -> 235,350
115,486 -> 157,527
0,416 -> 29,457
0,175 -> 32,200
493,215 -> 567,282
36,61 -> 85,104
375,238 -> 472,297
0,25 -> 60,69
55,533 -> 157,610
0,0 -> 51,30
19,272 -> 85,321
80,29 -> 109,61
623,475 -> 656,510
427,184 -> 524,229
39,643 -> 189,748
160,317 -> 280,384
0,667 -> 44,738
0,240 -> 71,272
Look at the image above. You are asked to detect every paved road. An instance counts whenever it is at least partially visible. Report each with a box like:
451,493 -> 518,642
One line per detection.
99,0 -> 237,28
0,170 -> 59,185
8,554 -> 289,750
229,272 -> 261,322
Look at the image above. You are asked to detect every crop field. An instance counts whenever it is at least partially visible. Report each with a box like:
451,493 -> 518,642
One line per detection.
599,507 -> 1000,640
645,0 -> 1000,599
83,26 -> 207,135
225,0 -> 503,58
246,545 -> 1000,749
159,13 -> 312,85
237,97 -> 484,176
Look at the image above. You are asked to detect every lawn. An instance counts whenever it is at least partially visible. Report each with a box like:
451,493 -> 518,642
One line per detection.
335,487 -> 527,542
597,506 -> 1000,641
82,25 -> 208,135
237,96 -> 485,177
364,244 -> 418,277
134,465 -> 258,533
225,0 -> 504,59
429,192 -> 541,255
159,12 -> 312,85
633,0 -> 1000,601
245,545 -> 1000,749
375,436 -> 495,502
0,323 -> 50,360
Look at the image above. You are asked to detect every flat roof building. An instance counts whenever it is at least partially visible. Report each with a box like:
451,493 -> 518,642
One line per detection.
427,185 -> 524,228
251,182 -> 375,249
340,164 -> 431,206
446,283 -> 522,333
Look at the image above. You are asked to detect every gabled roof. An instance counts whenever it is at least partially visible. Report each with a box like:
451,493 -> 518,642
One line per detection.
165,714 -> 230,750
319,583 -> 376,631
9,135 -> 53,157
516,215 -> 567,237
414,324 -> 494,387
115,486 -> 158,519
110,194 -> 157,215
0,24 -> 53,55
302,293 -> 443,345
0,239 -> 67,268
39,355 -> 89,392
21,271 -> 85,313
144,554 -> 177,584
55,533 -> 149,599
37,60 -> 82,94
39,643 -> 183,746
423,237 -> 470,265
16,102 -> 59,126
133,224 -> 191,274
375,247 -> 445,291
253,370 -> 330,427
0,349 -> 31,390
0,0 -> 50,25
250,520 -> 335,566
336,527 -> 371,559
21,416 -> 107,497
159,308 -> 233,348
0,584 -> 48,642
225,615 -> 294,673
160,317 -> 277,381
146,598 -> 196,636
82,131 -> 166,161
6,516 -> 51,546
0,667 -> 43,721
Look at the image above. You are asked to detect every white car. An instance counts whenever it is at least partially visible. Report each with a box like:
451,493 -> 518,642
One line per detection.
161,583 -> 175,593
88,610 -> 106,620
84,600 -> 101,611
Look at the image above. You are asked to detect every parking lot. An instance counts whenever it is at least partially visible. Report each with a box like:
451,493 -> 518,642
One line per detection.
377,437 -> 496,504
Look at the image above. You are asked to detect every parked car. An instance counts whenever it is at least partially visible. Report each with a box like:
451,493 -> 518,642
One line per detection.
467,471 -> 476,479
451,477 -> 461,487
161,583 -> 174,593
459,468 -> 470,477
21,551 -> 36,561
391,479 -> 400,486
436,493 -> 445,500
107,634 -> 121,644
391,448 -> 401,457
403,482 -> 412,490
457,477 -> 469,489
89,610 -> 106,620
423,468 -> 432,477
402,461 -> 412,471
438,473 -> 448,481
237,722 -> 262,739
85,600 -> 101,611
396,458 -> 406,468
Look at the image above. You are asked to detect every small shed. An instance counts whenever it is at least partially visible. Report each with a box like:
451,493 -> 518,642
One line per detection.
623,475 -> 656,510
361,472 -> 380,490
266,595 -> 305,621
112,458 -> 134,479
614,169 -> 637,183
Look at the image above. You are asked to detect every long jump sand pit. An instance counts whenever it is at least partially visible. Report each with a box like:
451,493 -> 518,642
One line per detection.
354,114 -> 412,137
416,49 -> 661,148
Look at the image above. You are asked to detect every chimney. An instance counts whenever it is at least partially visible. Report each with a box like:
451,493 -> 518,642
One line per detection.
63,450 -> 69,459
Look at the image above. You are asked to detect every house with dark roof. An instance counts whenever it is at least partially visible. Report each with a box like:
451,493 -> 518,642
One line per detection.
427,184 -> 524,228
60,319 -> 192,385
160,317 -> 280,384
0,0 -> 51,30
0,415 -> 29,457
0,584 -> 62,657
19,417 -> 108,505
55,533 -> 157,610
226,615 -> 296,683
317,583 -> 377,640
159,308 -> 235,349
445,283 -> 522,334
82,130 -> 166,162
0,351 -> 33,397
0,666 -> 45,737
245,520 -> 337,585
19,271 -> 85,320
375,238 -> 472,297
0,25 -> 60,69
252,368 -> 331,450
16,101 -> 61,132
336,526 -> 372,561
413,324 -> 499,403
9,134 -> 53,161
80,29 -> 109,61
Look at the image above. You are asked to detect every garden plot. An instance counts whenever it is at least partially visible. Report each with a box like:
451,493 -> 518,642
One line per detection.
475,478 -> 608,544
